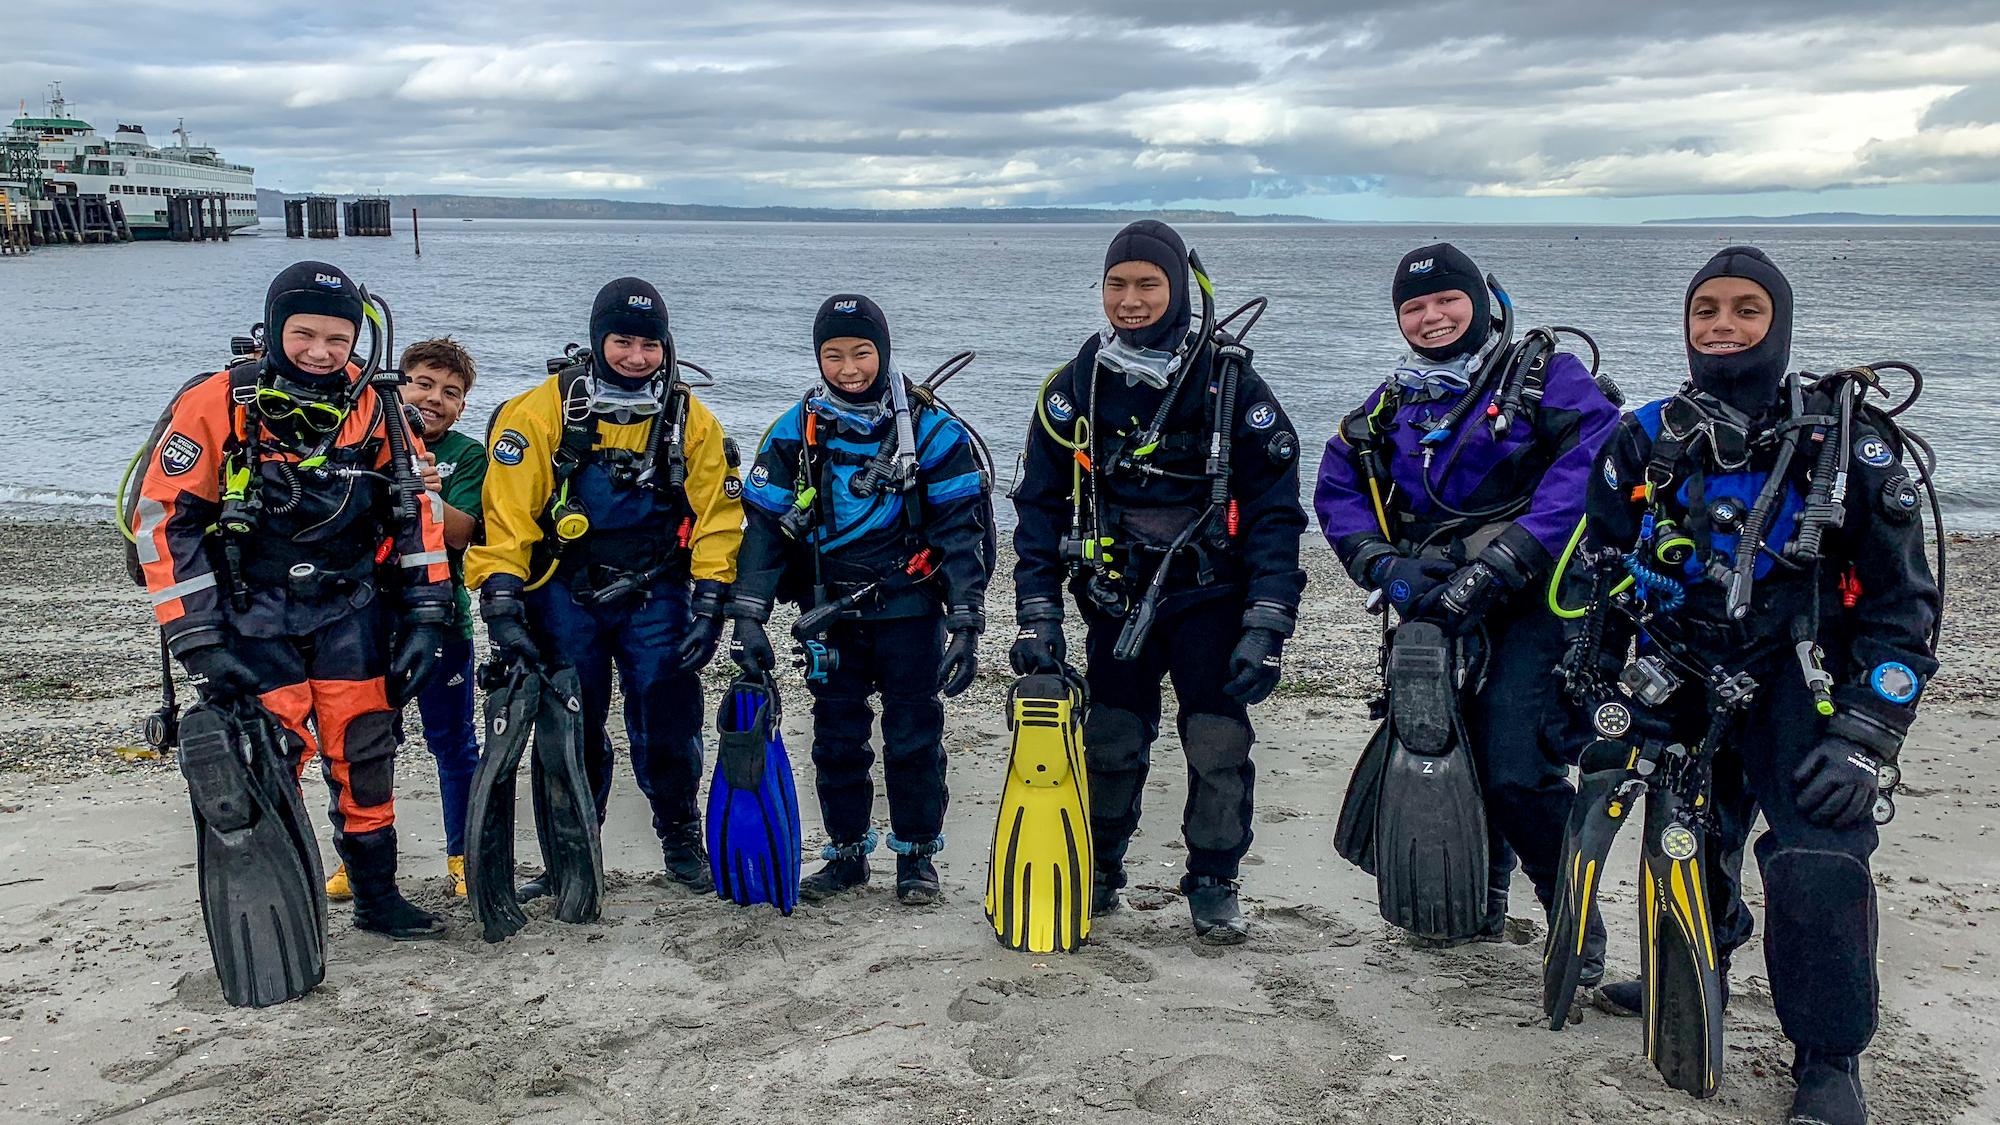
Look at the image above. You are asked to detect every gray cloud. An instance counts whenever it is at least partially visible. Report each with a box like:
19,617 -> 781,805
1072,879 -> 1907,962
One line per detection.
11,1 -> 2000,208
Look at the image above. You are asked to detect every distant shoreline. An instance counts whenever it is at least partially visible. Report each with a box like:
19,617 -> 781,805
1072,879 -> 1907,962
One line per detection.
1645,212 -> 2000,226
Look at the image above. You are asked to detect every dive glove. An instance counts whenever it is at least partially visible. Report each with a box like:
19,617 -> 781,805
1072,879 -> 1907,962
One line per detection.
938,607 -> 984,697
674,580 -> 730,674
1008,597 -> 1065,675
1223,600 -> 1295,705
1369,554 -> 1456,619
390,605 -> 451,705
479,577 -> 542,668
178,638 -> 260,703
1793,736 -> 1880,829
727,594 -> 777,673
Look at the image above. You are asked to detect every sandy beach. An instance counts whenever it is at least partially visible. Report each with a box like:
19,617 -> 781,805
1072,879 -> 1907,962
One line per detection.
1,518 -> 1993,1124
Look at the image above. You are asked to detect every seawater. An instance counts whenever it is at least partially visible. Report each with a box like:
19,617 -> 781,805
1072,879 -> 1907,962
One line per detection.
2,218 -> 1996,530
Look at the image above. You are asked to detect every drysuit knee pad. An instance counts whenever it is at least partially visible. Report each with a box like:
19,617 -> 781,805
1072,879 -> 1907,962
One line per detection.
1181,713 -> 1253,776
1180,713 -> 1254,854
1761,846 -> 1879,1054
1084,706 -> 1149,774
341,710 -> 400,809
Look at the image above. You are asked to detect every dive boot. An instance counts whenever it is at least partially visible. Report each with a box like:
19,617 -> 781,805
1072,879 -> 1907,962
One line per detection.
514,872 -> 551,903
662,828 -> 715,893
801,838 -> 872,902
1184,875 -> 1248,946
1091,863 -> 1125,917
344,829 -> 447,941
325,864 -> 354,902
895,855 -> 941,906
1595,970 -> 1733,1017
1790,1048 -> 1867,1125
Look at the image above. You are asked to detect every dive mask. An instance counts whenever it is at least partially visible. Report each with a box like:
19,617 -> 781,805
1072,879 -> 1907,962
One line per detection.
1389,363 -> 1473,403
255,375 -> 349,434
805,381 -> 896,436
582,374 -> 667,424
1659,392 -> 1752,471
1096,327 -> 1192,389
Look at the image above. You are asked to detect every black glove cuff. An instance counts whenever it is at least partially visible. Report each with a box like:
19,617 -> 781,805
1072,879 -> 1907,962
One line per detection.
727,594 -> 773,623
404,603 -> 452,626
167,626 -> 227,660
1241,599 -> 1296,638
690,579 -> 731,620
1348,538 -> 1398,587
946,605 -> 986,634
1017,595 -> 1063,626
1826,706 -> 1904,762
481,585 -> 527,621
1477,523 -> 1549,590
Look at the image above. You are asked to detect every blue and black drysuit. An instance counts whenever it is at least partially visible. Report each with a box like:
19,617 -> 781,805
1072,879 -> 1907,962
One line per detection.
732,382 -> 992,858
1315,253 -> 1622,921
1574,246 -> 1939,1063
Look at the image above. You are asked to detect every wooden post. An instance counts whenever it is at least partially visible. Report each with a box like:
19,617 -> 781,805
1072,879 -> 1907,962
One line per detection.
411,207 -> 421,257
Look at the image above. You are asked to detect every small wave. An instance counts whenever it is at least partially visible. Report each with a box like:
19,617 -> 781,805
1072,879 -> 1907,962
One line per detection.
0,484 -> 117,508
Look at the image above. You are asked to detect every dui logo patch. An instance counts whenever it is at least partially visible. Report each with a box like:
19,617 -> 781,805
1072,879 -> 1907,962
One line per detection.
159,433 -> 202,477
492,429 -> 529,466
1046,392 -> 1075,424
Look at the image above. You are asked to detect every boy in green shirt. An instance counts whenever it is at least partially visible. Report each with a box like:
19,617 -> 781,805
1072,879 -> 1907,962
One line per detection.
325,338 -> 487,898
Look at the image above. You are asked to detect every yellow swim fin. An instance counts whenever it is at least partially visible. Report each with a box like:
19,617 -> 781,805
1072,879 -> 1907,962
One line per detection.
984,672 -> 1093,953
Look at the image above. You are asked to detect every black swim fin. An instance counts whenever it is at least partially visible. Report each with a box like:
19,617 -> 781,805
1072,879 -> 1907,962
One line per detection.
1543,739 -> 1643,1029
530,666 -> 602,924
1641,777 -> 1726,1098
464,662 -> 535,943
1335,721 -> 1390,876
179,700 -> 326,1008
1372,621 -> 1488,942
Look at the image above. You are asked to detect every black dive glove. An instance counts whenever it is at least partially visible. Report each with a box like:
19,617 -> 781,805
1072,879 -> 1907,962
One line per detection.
1793,736 -> 1880,828
1008,597 -> 1065,675
1368,554 -> 1456,619
480,576 -> 543,668
938,607 -> 983,698
177,636 -> 260,703
675,580 -> 730,674
728,594 -> 776,673
390,604 -> 451,705
1223,600 -> 1295,706
1421,537 -> 1535,635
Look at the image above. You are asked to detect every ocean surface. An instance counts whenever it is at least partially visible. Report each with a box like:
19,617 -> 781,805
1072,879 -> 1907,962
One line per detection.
2,218 -> 1996,531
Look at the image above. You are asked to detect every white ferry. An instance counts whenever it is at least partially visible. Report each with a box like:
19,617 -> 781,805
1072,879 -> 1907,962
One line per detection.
5,84 -> 258,238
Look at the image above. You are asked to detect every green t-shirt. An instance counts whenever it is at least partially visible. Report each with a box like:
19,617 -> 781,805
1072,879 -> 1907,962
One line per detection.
430,428 -> 488,639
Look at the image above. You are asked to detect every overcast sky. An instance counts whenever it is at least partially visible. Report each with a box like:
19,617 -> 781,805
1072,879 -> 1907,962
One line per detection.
13,1 -> 2000,220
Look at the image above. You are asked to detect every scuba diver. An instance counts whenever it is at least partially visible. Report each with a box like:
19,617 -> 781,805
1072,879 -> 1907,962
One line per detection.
131,260 -> 455,970
728,293 -> 992,906
465,277 -> 744,896
1009,220 -> 1307,945
1316,243 -> 1621,949
1556,246 -> 1940,1123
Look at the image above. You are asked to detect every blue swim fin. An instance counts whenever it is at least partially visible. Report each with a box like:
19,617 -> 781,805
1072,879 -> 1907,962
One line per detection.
706,674 -> 801,913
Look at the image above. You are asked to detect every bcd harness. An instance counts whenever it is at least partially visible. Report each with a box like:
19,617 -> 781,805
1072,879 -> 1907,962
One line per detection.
514,351 -> 700,599
1338,275 -> 1616,553
1558,361 -> 1942,827
775,353 -> 995,616
1036,259 -> 1269,659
